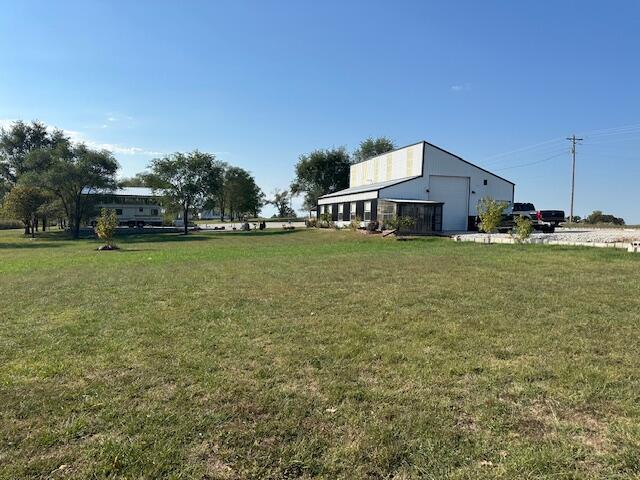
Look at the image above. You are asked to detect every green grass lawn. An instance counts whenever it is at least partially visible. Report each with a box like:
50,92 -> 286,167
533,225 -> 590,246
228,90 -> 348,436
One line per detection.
1,229 -> 639,479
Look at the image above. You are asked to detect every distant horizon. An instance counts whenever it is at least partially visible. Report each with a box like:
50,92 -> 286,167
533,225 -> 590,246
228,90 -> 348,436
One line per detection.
1,0 -> 638,222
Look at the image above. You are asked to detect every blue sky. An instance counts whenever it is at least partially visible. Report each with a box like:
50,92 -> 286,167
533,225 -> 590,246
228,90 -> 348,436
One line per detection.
1,0 -> 639,221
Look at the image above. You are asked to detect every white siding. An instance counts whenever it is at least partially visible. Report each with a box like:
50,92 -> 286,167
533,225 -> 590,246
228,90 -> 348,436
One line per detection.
349,143 -> 424,187
428,176 -> 469,230
379,176 -> 429,200
424,143 -> 513,216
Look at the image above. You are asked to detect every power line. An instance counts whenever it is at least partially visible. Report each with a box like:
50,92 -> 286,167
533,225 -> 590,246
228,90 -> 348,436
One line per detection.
567,134 -> 583,223
479,137 -> 566,164
478,121 -> 640,168
493,151 -> 567,171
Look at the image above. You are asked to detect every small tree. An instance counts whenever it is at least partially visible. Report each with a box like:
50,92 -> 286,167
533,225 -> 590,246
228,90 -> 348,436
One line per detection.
513,215 -> 533,243
268,189 -> 296,218
95,208 -> 118,248
477,197 -> 508,235
349,215 -> 362,231
1,185 -> 48,237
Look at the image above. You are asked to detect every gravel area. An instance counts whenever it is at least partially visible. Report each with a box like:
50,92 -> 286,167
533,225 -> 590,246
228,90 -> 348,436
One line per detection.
199,221 -> 307,231
456,227 -> 640,244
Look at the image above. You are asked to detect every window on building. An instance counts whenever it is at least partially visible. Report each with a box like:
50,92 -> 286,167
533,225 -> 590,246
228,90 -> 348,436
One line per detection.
364,201 -> 371,221
379,201 -> 395,228
115,208 -> 123,215
139,207 -> 144,213
151,209 -> 159,216
350,202 -> 357,220
483,179 -> 488,186
338,203 -> 343,219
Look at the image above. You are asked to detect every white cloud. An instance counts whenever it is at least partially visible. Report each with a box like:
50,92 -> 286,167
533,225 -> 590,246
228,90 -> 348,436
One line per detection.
105,112 -> 134,124
451,83 -> 471,92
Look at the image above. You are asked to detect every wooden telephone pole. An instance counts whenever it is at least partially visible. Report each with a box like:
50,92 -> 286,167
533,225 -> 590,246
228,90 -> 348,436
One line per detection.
566,134 -> 583,222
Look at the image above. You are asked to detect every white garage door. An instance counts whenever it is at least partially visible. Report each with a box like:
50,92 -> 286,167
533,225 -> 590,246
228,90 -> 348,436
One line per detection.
429,175 -> 470,231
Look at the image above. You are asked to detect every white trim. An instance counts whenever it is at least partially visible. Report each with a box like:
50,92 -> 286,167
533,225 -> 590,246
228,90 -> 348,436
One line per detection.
317,190 -> 378,204
380,198 -> 443,204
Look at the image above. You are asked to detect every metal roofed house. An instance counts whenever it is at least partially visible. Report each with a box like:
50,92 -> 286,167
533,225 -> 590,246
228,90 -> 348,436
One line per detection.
82,186 -> 164,227
316,141 -> 514,234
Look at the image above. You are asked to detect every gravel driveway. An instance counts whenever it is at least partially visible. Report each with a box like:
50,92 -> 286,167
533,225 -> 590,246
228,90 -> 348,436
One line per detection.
457,227 -> 640,244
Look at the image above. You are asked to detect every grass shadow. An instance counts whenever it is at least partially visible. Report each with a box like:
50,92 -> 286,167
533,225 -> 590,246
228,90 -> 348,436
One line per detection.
0,241 -> 67,249
117,233 -> 217,244
216,229 -> 305,237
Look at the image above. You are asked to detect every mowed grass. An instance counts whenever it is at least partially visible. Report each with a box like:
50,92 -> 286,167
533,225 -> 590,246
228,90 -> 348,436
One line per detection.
1,229 -> 639,479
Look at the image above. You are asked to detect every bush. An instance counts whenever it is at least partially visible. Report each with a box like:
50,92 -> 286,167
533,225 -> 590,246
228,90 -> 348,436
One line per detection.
0,218 -> 23,230
349,216 -> 362,231
385,215 -> 415,232
95,208 -> 118,248
366,220 -> 379,232
318,212 -> 334,228
477,197 -> 508,233
513,216 -> 533,243
305,217 -> 318,228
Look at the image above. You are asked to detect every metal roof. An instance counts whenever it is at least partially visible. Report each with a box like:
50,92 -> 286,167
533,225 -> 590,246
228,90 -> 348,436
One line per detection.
81,187 -> 159,197
318,176 -> 420,199
380,198 -> 443,204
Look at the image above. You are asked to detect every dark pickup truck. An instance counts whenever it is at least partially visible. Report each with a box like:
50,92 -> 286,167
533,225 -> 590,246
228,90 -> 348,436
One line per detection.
512,203 -> 565,233
477,202 -> 566,233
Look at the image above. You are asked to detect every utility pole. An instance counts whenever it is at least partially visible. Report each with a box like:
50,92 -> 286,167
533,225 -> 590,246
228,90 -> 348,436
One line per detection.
566,134 -> 583,223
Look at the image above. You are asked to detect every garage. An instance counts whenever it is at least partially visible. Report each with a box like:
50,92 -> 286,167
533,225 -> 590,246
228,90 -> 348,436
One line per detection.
428,175 -> 469,231
317,141 -> 514,232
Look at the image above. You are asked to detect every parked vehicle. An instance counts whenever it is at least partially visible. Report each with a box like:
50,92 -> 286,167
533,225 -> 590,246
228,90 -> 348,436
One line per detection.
512,202 -> 565,233
537,209 -> 566,231
476,202 -> 566,233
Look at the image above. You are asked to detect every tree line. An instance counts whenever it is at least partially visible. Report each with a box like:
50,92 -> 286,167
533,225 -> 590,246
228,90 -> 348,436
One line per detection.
0,120 -> 265,237
1,120 -> 396,238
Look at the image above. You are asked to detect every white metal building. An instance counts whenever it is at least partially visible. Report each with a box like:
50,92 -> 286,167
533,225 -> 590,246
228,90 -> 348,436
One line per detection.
317,141 -> 514,233
82,187 -> 164,227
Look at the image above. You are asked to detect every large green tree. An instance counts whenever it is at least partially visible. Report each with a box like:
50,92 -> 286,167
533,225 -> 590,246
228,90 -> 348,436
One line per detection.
0,120 -> 69,188
24,144 -> 119,239
290,147 -> 351,210
0,120 -> 71,228
222,167 -> 264,220
118,172 -> 161,188
150,151 -> 224,234
351,137 -> 395,164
